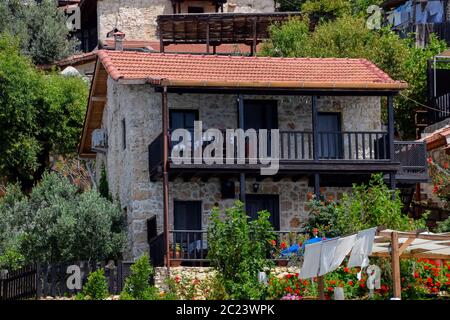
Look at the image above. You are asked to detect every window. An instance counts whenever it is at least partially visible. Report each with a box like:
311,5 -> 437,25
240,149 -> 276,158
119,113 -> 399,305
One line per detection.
121,118 -> 126,150
169,110 -> 199,131
188,6 -> 204,13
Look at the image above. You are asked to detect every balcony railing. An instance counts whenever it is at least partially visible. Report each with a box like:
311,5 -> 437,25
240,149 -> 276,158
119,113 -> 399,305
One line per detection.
430,93 -> 450,124
167,230 -> 307,263
148,130 -> 428,181
393,141 -> 428,181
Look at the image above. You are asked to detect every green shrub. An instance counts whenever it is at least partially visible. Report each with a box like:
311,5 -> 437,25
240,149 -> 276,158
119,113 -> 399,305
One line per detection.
76,269 -> 109,300
305,174 -> 427,237
207,201 -> 275,299
0,172 -> 126,267
120,254 -> 158,300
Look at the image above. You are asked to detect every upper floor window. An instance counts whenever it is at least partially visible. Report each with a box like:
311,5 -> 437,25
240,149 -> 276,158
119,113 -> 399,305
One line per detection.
169,109 -> 199,131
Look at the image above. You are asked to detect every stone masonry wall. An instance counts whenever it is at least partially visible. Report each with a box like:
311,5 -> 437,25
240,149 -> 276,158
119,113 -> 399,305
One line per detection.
98,78 -> 381,259
97,0 -> 276,41
154,266 -> 300,295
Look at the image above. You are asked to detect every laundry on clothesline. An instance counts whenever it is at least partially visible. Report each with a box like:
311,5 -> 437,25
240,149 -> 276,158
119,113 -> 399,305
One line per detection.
298,227 -> 376,279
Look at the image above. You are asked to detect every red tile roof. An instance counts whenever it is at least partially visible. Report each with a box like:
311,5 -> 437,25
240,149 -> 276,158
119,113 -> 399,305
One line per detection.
96,50 -> 407,90
421,126 -> 450,151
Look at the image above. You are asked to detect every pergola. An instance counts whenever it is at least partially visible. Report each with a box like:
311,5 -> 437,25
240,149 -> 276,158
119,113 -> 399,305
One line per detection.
157,12 -> 301,55
372,229 -> 450,299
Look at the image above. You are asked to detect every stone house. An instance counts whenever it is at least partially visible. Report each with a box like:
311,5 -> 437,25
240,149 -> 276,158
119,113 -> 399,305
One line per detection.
69,0 -> 276,52
78,50 -> 428,263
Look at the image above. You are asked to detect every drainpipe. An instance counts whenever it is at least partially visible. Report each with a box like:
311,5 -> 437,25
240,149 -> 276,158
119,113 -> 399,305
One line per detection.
162,86 -> 170,270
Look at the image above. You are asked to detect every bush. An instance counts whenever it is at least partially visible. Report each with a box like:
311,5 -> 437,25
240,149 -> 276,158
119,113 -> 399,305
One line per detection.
120,254 -> 159,300
76,269 -> 109,300
207,201 -> 275,299
304,174 -> 427,237
0,172 -> 126,268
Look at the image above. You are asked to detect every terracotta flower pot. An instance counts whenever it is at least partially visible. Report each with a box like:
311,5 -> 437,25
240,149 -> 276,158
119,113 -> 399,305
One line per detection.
169,249 -> 182,267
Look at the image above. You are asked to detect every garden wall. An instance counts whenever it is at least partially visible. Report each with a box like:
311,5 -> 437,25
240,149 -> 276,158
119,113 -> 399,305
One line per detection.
154,266 -> 300,296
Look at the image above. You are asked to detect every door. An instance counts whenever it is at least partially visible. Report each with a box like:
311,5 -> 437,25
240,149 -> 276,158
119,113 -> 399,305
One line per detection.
243,100 -> 278,131
246,195 -> 280,231
173,201 -> 203,254
318,112 -> 342,159
243,100 -> 278,157
174,200 -> 202,231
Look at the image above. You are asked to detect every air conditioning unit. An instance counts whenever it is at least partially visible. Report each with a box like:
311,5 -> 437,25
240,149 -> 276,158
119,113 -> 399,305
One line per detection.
91,129 -> 108,153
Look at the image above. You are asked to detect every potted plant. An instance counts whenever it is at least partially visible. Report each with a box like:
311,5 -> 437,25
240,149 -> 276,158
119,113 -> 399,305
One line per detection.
169,244 -> 182,267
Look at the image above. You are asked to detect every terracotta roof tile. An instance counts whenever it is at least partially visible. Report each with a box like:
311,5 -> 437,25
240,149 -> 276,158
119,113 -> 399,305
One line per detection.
421,126 -> 450,151
95,50 -> 407,90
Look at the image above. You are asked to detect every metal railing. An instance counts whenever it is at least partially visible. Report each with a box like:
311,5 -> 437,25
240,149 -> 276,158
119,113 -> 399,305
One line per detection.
393,141 -> 428,178
168,230 -> 307,262
431,93 -> 450,124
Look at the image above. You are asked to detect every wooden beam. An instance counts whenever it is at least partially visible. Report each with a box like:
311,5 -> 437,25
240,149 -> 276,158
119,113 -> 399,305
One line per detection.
398,237 -> 415,255
391,231 -> 402,299
311,96 -> 319,162
91,96 -> 106,102
317,276 -> 325,300
372,251 -> 450,260
377,230 -> 450,241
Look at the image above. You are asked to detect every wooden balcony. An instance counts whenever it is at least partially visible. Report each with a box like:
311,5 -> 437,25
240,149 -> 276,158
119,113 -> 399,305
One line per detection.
156,12 -> 302,54
148,130 -> 428,182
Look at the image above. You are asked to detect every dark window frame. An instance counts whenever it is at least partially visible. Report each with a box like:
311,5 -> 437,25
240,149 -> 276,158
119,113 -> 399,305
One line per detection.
121,118 -> 126,150
169,109 -> 199,130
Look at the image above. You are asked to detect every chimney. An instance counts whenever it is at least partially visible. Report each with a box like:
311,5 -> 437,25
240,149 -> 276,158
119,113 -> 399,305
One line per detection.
113,31 -> 126,51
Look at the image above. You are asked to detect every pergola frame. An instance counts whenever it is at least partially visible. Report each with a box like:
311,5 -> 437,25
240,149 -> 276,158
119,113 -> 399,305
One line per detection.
372,229 -> 450,299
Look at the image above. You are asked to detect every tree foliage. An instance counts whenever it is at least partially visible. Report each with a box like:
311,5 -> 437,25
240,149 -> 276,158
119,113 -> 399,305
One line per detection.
260,14 -> 447,138
0,172 -> 126,268
0,34 -> 88,188
0,0 -> 78,64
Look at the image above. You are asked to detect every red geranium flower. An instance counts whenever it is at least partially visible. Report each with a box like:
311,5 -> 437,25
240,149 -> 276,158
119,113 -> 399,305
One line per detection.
270,239 -> 276,246
348,281 -> 354,286
414,272 -> 419,278
281,241 -> 287,249
343,267 -> 349,273
328,287 -> 334,292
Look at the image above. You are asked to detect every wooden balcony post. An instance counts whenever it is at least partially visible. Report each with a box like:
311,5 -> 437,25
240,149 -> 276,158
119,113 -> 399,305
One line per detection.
238,94 -> 246,202
391,231 -> 402,299
387,95 -> 395,160
162,86 -> 170,269
311,96 -> 319,162
314,173 -> 320,199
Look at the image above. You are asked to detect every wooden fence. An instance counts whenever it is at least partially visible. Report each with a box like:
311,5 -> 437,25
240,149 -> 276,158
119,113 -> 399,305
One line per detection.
0,264 -> 37,300
0,260 -> 135,300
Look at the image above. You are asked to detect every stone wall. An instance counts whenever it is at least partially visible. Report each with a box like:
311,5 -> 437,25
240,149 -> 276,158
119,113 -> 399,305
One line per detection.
98,78 -> 381,259
154,266 -> 300,295
97,0 -> 275,41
